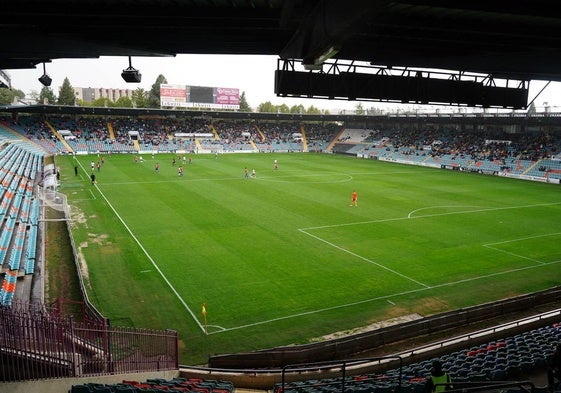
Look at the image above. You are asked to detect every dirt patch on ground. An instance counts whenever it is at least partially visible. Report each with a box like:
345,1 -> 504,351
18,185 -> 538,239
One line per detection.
76,233 -> 110,281
87,232 -> 110,246
69,205 -> 88,227
76,242 -> 91,282
411,297 -> 451,316
310,313 -> 423,343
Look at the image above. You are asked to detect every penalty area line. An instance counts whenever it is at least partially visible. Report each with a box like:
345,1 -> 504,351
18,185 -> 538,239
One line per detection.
210,257 -> 561,335
482,231 -> 561,265
298,228 -> 429,288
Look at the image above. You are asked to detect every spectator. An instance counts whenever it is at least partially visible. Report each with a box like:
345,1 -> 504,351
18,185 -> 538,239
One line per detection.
548,343 -> 561,392
425,360 -> 452,393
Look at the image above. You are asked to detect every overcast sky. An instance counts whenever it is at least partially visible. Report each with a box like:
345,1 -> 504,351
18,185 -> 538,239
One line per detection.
6,54 -> 561,112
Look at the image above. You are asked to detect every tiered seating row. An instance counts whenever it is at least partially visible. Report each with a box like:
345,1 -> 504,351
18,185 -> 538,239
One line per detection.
70,377 -> 235,393
0,142 -> 44,306
0,269 -> 18,306
274,323 -> 561,393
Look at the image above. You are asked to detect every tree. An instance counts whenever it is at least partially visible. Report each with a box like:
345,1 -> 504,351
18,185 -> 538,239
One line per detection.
74,98 -> 89,107
306,105 -> 322,115
527,101 -> 536,115
258,101 -> 277,113
114,96 -> 133,108
290,104 -> 306,114
132,88 -> 149,108
39,86 -> 57,104
238,91 -> 251,112
92,97 -> 112,107
278,103 -> 290,113
28,90 -> 40,103
355,103 -> 365,115
0,88 -> 24,105
57,77 -> 76,105
148,74 -> 167,108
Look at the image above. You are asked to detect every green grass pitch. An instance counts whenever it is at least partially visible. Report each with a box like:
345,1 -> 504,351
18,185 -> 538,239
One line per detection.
56,152 -> 561,365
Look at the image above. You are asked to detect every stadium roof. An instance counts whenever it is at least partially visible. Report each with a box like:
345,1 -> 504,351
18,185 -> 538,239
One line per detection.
2,0 -> 561,82
3,1 -> 561,107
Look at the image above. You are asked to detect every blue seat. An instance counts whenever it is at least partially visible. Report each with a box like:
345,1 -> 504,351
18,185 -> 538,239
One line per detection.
490,368 -> 506,381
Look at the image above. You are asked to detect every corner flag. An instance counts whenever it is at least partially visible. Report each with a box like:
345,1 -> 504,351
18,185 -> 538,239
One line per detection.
202,303 -> 207,334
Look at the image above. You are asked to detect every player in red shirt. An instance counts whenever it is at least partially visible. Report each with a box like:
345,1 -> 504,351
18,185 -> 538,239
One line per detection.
350,190 -> 358,207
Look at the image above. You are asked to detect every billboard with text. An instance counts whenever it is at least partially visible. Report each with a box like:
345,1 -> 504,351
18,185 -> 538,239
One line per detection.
160,84 -> 239,109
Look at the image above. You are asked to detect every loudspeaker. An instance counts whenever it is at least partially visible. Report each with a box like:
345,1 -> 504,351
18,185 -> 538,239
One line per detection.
38,74 -> 52,87
121,68 -> 142,83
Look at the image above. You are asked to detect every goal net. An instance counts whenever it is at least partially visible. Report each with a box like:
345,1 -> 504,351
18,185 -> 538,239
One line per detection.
36,185 -> 71,221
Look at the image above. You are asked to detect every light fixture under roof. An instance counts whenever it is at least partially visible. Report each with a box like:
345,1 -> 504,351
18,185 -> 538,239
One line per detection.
38,63 -> 52,87
121,56 -> 142,83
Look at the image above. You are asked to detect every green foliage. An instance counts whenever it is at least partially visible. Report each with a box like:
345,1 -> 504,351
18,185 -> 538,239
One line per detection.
39,86 -> 57,104
290,104 -> 305,114
238,91 -> 251,112
114,96 -> 133,108
57,77 -> 76,105
0,87 -> 24,105
74,99 -> 89,107
57,153 -> 561,365
148,74 -> 167,108
132,87 -> 149,108
306,105 -> 321,114
258,101 -> 277,113
355,103 -> 365,115
90,97 -> 111,107
277,103 -> 289,113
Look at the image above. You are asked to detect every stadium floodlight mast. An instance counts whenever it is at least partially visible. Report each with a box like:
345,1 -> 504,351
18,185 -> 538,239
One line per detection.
121,56 -> 142,83
38,62 -> 52,87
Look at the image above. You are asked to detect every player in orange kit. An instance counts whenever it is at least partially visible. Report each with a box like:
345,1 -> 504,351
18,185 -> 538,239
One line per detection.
350,190 -> 358,207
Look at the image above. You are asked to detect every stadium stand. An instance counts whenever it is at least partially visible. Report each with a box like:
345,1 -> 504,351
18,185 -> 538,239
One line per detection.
0,131 -> 44,307
4,113 -> 561,184
70,377 -> 235,393
270,323 -> 561,393
1,112 -> 561,393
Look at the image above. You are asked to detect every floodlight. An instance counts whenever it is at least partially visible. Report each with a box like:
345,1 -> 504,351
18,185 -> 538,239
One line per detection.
38,63 -> 52,86
121,56 -> 141,83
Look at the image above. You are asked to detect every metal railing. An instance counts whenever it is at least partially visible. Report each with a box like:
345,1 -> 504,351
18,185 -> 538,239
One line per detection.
0,302 -> 178,381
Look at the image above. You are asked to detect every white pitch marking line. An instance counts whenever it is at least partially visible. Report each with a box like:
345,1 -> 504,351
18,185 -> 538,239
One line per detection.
483,232 -> 561,265
90,183 -> 207,334
482,245 -> 545,264
484,232 -> 561,246
212,258 -> 561,334
301,201 -> 561,231
298,228 -> 430,288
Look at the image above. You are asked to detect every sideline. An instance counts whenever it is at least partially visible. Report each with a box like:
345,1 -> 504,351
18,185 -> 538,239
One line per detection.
74,157 -> 208,334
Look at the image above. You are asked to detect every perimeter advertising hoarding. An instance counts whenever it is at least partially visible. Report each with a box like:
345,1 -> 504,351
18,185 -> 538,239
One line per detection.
160,84 -> 239,109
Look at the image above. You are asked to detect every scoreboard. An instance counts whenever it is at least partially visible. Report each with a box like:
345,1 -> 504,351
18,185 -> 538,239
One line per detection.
160,84 -> 239,109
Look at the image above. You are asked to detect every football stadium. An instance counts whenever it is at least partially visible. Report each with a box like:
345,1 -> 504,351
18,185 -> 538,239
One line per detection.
1,2 -> 561,393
